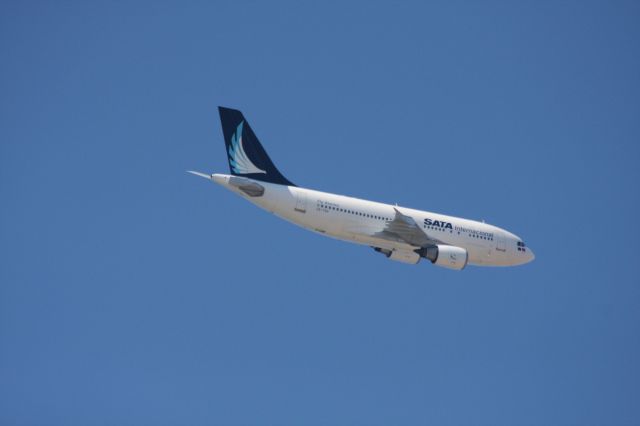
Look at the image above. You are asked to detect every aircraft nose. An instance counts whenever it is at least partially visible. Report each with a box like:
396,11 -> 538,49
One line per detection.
525,248 -> 535,263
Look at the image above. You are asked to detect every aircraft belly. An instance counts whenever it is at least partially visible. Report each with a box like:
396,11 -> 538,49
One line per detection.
465,241 -> 501,265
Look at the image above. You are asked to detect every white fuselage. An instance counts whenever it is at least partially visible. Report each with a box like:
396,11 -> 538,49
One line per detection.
211,173 -> 534,267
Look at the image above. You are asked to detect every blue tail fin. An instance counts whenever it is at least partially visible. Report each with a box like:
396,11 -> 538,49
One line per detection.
218,107 -> 295,186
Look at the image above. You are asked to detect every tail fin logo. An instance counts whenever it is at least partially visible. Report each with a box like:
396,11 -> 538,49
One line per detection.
228,121 -> 266,175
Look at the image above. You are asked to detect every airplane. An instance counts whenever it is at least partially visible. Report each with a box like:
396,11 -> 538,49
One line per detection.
189,107 -> 535,270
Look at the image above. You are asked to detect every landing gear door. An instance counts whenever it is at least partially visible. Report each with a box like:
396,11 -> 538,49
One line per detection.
294,190 -> 307,213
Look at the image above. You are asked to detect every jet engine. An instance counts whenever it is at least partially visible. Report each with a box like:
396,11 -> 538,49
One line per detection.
418,245 -> 468,270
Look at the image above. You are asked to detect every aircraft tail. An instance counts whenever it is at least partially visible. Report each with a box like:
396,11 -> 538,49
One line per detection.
218,107 -> 295,186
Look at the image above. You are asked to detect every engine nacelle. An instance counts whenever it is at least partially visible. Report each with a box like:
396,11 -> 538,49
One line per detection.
420,245 -> 468,270
374,247 -> 421,264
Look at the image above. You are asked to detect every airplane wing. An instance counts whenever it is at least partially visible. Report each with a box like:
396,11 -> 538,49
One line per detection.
374,208 -> 441,247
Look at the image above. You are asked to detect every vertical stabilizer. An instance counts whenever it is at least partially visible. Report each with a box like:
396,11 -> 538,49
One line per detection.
218,107 -> 295,186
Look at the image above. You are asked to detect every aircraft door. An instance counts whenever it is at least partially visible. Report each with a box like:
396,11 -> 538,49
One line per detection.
496,232 -> 507,252
294,190 -> 307,213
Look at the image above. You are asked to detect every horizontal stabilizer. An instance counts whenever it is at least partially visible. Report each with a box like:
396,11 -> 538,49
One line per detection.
187,170 -> 212,180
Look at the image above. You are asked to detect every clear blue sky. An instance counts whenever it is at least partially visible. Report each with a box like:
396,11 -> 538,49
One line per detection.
1,1 -> 639,424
